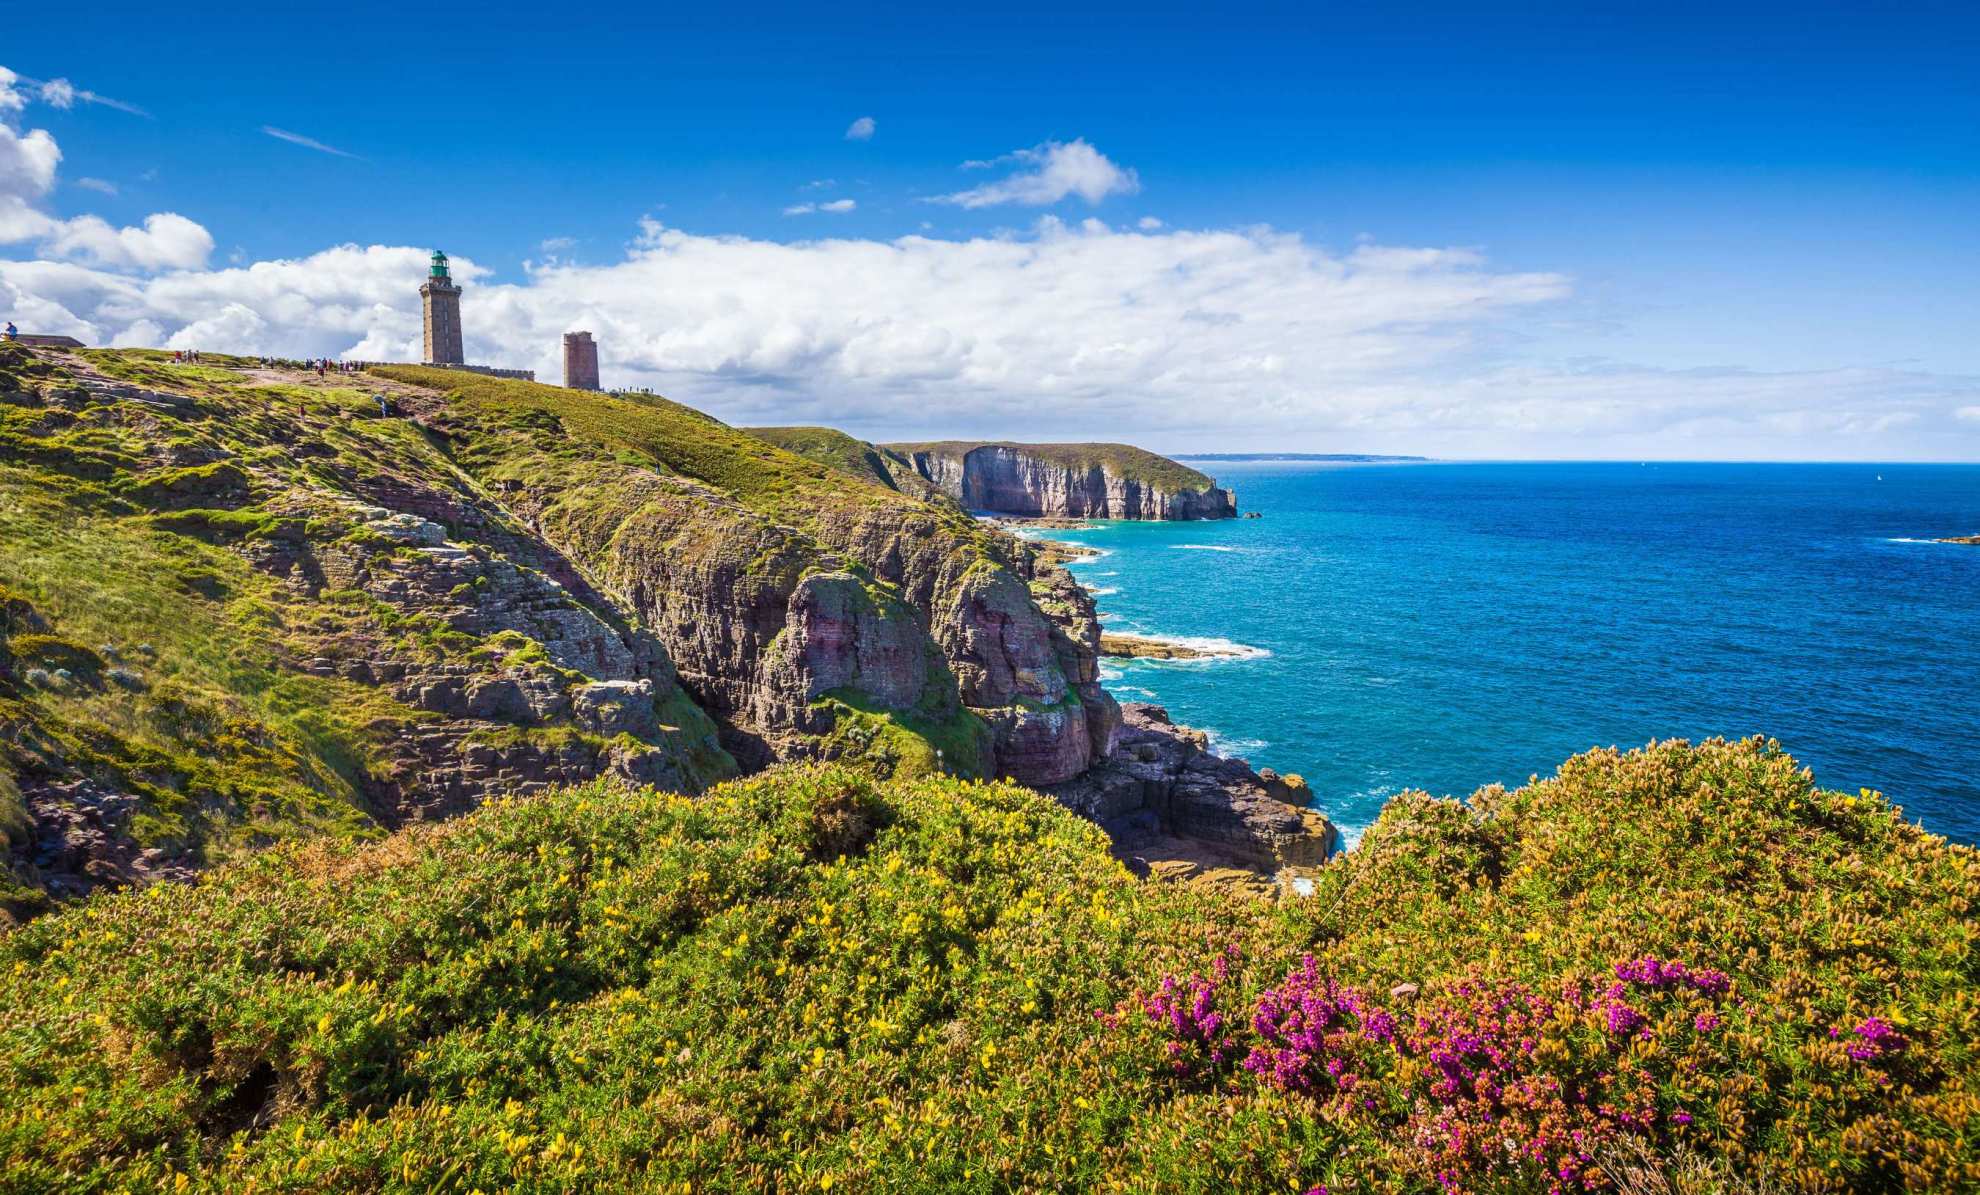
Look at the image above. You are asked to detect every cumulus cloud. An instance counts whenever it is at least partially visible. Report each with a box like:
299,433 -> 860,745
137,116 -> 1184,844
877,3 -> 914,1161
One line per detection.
4,210 -> 1976,458
261,126 -> 358,159
75,176 -> 117,195
783,198 -> 856,216
42,211 -> 213,270
844,116 -> 875,141
934,139 -> 1139,209
0,65 -> 211,272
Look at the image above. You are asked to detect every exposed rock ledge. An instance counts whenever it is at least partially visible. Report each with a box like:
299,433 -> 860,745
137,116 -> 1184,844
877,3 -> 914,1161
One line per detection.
1099,633 -> 1236,661
1937,535 -> 1980,544
883,441 -> 1238,521
1046,703 -> 1338,894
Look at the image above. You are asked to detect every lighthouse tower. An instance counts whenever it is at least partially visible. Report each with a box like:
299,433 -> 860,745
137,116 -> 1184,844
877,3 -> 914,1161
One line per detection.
419,250 -> 464,365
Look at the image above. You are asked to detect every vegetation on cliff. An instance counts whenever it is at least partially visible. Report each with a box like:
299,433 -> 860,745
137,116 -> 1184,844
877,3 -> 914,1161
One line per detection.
742,426 -> 948,504
0,346 -> 1140,915
2,738 -> 1972,1192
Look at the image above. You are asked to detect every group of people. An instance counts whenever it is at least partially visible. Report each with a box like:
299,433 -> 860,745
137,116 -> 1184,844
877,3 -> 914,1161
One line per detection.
171,349 -> 205,363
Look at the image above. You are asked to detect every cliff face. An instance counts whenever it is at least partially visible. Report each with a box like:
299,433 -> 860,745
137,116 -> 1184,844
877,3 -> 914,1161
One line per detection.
0,348 -> 1322,918
884,441 -> 1237,520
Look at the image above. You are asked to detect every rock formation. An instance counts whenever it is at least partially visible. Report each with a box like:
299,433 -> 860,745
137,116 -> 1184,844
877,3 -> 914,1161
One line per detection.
0,346 -> 1325,914
881,441 -> 1237,520
1047,703 -> 1337,891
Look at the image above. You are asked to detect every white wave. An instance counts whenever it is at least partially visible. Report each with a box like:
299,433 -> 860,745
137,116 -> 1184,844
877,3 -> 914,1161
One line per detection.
1084,585 -> 1119,597
1205,729 -> 1269,756
1097,664 -> 1124,683
1172,544 -> 1237,552
1090,570 -> 1119,577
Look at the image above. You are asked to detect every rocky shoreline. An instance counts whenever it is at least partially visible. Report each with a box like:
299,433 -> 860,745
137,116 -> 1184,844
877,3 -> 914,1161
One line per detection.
1937,535 -> 1980,544
1011,521 -> 1336,888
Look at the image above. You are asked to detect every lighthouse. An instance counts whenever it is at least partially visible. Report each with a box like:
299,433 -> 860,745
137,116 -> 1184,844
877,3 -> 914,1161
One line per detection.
419,250 -> 464,365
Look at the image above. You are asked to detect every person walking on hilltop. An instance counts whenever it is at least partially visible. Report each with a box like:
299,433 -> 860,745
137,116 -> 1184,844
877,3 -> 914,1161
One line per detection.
3,321 -> 17,342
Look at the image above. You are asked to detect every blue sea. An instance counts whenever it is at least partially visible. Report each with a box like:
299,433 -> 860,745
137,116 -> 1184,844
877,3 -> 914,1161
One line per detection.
1030,462 -> 1980,847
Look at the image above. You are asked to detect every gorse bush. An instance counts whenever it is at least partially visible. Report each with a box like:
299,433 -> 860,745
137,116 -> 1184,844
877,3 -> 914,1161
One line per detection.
1,740 -> 1976,1192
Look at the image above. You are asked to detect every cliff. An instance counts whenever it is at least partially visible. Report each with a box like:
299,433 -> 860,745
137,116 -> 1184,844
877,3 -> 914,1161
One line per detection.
0,345 -> 1323,915
881,440 -> 1237,520
3,740 -> 1973,1191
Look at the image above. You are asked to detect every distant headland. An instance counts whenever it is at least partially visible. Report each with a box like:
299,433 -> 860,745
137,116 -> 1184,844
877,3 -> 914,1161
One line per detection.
1173,452 -> 1431,463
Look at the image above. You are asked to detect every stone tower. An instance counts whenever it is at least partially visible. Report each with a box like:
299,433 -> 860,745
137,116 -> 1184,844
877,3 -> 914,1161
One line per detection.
563,331 -> 600,390
420,250 -> 464,365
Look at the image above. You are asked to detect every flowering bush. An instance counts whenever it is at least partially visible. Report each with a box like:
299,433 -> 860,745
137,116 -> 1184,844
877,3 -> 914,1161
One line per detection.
1,739 -> 1974,1193
1139,950 -> 1242,1078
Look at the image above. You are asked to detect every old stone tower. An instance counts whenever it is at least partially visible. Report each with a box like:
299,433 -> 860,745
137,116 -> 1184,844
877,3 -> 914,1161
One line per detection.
420,250 -> 464,365
563,331 -> 600,390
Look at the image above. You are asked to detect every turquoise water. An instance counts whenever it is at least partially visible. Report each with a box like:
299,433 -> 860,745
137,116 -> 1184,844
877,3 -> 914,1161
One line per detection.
1030,462 -> 1980,847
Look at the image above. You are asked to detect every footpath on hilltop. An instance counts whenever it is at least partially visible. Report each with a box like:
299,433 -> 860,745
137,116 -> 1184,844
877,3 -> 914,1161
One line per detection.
0,345 -> 1327,915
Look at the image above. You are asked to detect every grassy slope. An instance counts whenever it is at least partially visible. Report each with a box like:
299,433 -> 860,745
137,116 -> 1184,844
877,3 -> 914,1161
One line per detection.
742,426 -> 948,504
0,349 -> 417,909
0,348 -> 737,916
374,370 -> 980,541
882,440 -> 1219,494
1,739 -> 1972,1193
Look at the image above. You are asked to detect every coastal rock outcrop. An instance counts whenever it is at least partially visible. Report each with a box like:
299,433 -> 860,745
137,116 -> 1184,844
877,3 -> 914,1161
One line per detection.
0,345 -> 1304,918
1046,703 -> 1339,889
882,441 -> 1237,520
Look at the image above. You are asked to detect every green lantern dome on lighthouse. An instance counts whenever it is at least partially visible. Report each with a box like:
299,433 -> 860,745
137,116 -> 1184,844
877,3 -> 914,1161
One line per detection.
429,250 -> 451,280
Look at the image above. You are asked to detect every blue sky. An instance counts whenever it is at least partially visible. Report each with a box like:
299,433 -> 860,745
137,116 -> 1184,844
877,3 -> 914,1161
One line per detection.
4,0 -> 1979,457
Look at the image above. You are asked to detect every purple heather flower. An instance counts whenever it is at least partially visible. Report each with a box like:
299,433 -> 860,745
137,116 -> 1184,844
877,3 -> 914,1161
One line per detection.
1844,1016 -> 1906,1062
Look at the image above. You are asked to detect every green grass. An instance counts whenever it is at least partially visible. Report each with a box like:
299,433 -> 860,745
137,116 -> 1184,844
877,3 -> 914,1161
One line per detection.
0,349 -> 749,914
371,368 -> 915,523
1,740 -> 1973,1192
743,426 -> 947,504
882,440 -> 1219,494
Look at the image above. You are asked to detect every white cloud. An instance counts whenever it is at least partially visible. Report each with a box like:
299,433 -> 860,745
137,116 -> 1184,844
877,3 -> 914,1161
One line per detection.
7,71 -> 149,117
538,235 -> 577,253
845,116 -> 875,141
933,139 -> 1139,209
783,199 -> 856,216
42,211 -> 213,270
261,126 -> 358,159
801,178 -> 836,191
3,214 -> 1976,459
0,66 -> 211,272
75,176 -> 117,195
1137,216 -> 1163,230
0,120 -> 60,199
